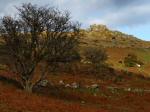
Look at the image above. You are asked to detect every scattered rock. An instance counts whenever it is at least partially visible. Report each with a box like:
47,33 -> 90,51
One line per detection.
144,90 -> 150,92
133,88 -> 143,93
91,84 -> 99,89
80,59 -> 92,64
81,101 -> 85,104
124,88 -> 131,92
38,80 -> 49,87
136,64 -> 141,68
65,84 -> 71,88
71,82 -> 79,89
59,80 -> 65,85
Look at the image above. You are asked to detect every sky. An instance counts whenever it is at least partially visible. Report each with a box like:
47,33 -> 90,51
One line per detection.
0,0 -> 150,41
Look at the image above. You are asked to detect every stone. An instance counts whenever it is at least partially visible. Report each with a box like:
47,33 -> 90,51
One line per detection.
124,88 -> 131,92
65,84 -> 71,88
91,84 -> 99,89
133,88 -> 143,93
59,80 -> 65,85
80,59 -> 92,64
38,79 -> 49,87
71,82 -> 79,88
81,101 -> 85,104
136,64 -> 141,68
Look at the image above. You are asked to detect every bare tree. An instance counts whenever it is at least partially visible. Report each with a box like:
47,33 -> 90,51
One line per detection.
0,3 -> 80,92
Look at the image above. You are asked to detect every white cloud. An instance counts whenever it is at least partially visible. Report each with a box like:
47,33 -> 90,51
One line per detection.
0,0 -> 150,28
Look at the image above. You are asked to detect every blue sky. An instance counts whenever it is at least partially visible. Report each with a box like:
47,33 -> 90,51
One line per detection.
0,0 -> 150,41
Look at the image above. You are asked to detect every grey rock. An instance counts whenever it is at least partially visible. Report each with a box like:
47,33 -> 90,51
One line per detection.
65,84 -> 71,88
71,82 -> 79,88
38,80 -> 49,87
59,80 -> 65,85
91,84 -> 99,89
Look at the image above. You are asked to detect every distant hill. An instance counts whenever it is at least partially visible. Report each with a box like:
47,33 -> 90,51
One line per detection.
80,24 -> 150,48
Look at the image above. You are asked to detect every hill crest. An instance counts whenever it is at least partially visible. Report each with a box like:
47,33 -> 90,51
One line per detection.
80,24 -> 150,48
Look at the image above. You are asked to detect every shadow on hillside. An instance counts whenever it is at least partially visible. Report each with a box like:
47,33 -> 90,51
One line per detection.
0,74 -> 84,102
33,84 -> 86,102
0,75 -> 23,89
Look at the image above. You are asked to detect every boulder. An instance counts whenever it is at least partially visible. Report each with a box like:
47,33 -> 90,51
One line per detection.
136,64 -> 141,68
65,84 -> 71,88
38,79 -> 49,87
124,88 -> 131,92
71,82 -> 79,88
59,80 -> 65,85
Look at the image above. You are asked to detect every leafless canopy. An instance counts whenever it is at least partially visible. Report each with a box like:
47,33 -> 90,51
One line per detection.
0,3 -> 80,92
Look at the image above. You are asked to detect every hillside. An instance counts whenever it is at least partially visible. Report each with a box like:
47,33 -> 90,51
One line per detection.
80,24 -> 150,48
1,24 -> 150,112
79,24 -> 150,77
1,25 -> 150,77
106,47 -> 150,77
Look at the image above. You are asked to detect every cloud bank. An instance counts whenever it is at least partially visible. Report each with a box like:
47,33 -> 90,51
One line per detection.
0,0 -> 150,40
0,0 -> 150,28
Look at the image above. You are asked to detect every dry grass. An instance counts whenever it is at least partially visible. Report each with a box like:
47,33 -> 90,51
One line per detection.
1,70 -> 150,112
1,27 -> 150,112
106,47 -> 150,77
0,79 -> 106,112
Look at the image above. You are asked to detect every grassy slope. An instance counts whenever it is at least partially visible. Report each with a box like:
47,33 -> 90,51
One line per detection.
80,25 -> 150,77
106,47 -> 150,77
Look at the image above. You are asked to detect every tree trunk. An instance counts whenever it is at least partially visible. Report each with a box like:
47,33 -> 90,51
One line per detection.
24,81 -> 33,93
